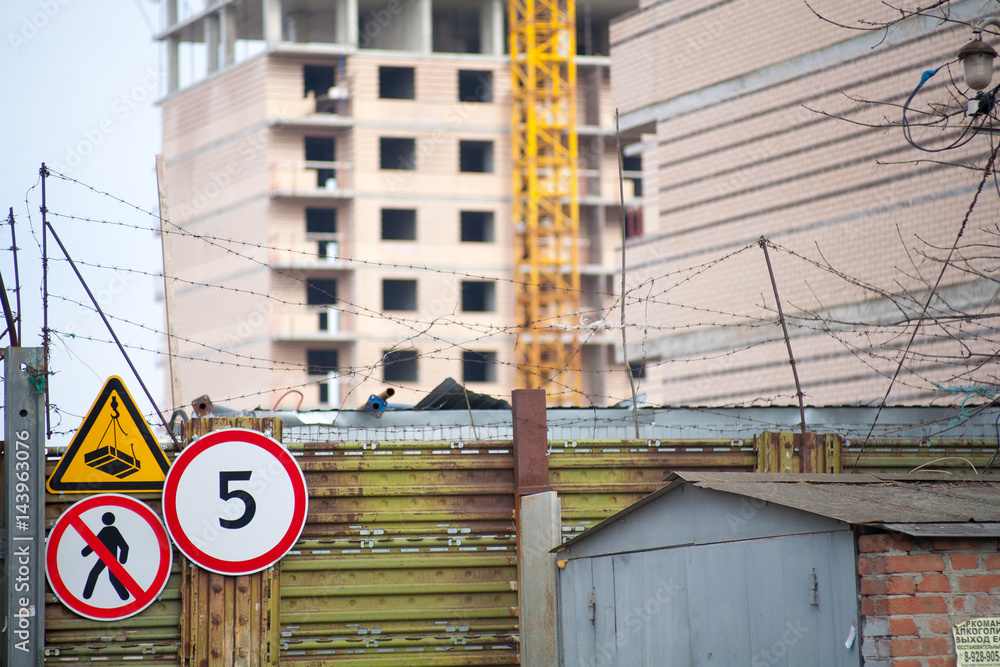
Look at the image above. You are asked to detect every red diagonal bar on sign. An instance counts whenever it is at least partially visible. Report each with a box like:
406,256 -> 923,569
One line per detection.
69,514 -> 145,601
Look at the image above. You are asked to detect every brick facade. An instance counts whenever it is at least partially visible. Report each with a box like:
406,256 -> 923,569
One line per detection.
858,532 -> 1000,666
611,0 -> 1000,407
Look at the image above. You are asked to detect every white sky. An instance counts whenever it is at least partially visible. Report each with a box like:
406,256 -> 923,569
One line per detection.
1,0 -> 168,447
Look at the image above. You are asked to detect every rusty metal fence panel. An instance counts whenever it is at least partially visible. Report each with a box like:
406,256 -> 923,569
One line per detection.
278,440 -> 519,665
845,438 -> 1000,475
547,438 -> 758,538
42,488 -> 182,665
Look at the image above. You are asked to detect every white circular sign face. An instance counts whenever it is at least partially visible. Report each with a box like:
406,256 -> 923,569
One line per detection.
162,428 -> 308,575
46,494 -> 173,621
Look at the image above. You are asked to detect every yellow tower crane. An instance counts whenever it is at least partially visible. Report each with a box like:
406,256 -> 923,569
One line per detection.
509,0 -> 582,405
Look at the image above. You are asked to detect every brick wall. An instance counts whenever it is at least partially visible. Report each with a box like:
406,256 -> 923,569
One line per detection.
858,532 -> 1000,666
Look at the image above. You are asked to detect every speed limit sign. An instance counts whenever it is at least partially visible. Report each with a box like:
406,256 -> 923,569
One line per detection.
162,429 -> 308,575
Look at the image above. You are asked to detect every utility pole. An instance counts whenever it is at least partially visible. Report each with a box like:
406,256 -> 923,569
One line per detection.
2,346 -> 47,666
156,155 -> 183,414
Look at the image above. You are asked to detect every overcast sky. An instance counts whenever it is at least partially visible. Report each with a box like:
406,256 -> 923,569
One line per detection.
2,0 -> 168,447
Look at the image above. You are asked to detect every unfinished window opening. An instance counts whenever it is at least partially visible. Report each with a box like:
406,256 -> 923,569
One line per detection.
306,208 -> 337,234
461,211 -> 495,243
305,136 -> 336,187
463,351 -> 497,383
461,281 -> 496,312
307,349 -> 339,376
304,65 -> 336,97
460,140 -> 493,173
382,279 -> 417,311
623,154 -> 643,197
629,361 -> 646,379
383,349 -> 418,382
458,70 -> 492,102
433,2 -> 482,53
381,209 -> 417,240
379,66 -> 415,99
306,278 -> 338,306
380,137 -> 416,170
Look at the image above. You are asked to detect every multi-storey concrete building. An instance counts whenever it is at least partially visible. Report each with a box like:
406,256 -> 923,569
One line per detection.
157,0 -> 639,412
612,0 -> 1000,407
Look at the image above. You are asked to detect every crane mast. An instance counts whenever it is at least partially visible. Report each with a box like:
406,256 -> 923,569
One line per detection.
509,0 -> 582,405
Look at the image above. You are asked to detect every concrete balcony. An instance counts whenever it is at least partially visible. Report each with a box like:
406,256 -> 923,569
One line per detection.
268,160 -> 355,199
269,233 -> 350,271
271,307 -> 357,342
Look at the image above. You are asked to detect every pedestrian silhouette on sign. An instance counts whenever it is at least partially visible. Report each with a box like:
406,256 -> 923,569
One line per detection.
82,512 -> 130,600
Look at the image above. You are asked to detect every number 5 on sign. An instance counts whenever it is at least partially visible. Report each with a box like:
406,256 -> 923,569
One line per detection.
162,429 -> 308,575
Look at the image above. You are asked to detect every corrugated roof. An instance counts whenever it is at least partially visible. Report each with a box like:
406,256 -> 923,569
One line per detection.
555,472 -> 1000,552
674,472 -> 1000,525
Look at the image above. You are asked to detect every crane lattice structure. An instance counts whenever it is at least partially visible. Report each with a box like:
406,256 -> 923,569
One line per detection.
509,0 -> 582,405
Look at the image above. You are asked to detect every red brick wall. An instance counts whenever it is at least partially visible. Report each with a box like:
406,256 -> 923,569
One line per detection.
858,532 -> 1000,666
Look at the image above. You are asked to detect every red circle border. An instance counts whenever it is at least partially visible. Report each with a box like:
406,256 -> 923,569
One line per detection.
45,494 -> 173,621
162,428 -> 308,575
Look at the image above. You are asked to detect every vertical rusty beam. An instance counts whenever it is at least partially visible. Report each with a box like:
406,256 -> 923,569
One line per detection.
512,389 -> 560,666
755,431 -> 799,473
179,417 -> 282,667
512,388 -> 550,496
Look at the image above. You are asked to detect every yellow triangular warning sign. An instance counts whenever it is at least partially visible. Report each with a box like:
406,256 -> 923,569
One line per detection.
47,376 -> 171,493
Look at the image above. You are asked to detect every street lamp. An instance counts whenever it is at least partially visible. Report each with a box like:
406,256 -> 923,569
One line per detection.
958,18 -> 1000,91
958,39 -> 997,91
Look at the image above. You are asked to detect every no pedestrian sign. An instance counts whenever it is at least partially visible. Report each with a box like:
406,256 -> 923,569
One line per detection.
46,495 -> 172,621
162,428 -> 308,576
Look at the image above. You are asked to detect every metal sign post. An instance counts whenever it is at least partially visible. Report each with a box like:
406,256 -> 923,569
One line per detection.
3,346 -> 46,666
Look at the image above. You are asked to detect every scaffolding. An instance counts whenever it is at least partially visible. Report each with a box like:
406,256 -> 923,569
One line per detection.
510,0 -> 582,405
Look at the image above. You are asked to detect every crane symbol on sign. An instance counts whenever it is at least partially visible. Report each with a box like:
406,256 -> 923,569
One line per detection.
83,395 -> 142,478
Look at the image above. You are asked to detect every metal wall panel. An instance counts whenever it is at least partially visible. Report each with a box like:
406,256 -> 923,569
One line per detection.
42,490 -> 182,665
566,531 -> 859,666
278,440 -> 518,665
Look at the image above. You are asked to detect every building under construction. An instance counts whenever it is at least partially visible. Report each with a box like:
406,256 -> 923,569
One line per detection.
156,0 -> 640,412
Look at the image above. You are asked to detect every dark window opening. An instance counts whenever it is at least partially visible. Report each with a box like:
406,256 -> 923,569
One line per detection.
461,210 -> 495,242
432,4 -> 482,54
629,361 -> 646,379
625,207 -> 643,240
319,383 -> 330,403
306,208 -> 337,234
382,279 -> 418,311
379,66 -> 415,99
383,349 -> 418,382
304,65 -> 336,97
381,208 -> 417,240
307,349 -> 339,375
461,281 -> 496,312
305,136 -> 336,187
460,140 -> 493,173
463,350 -> 497,383
306,278 -> 338,305
458,70 -> 492,102
380,137 -> 416,170
623,154 -> 643,197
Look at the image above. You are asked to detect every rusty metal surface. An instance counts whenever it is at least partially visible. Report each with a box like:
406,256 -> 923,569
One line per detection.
279,439 -> 518,665
511,389 -> 550,496
42,484 -> 182,665
548,439 -> 757,538
177,417 -> 282,667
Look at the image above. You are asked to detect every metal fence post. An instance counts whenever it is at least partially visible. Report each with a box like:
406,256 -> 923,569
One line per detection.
512,389 -> 560,667
3,346 -> 46,666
